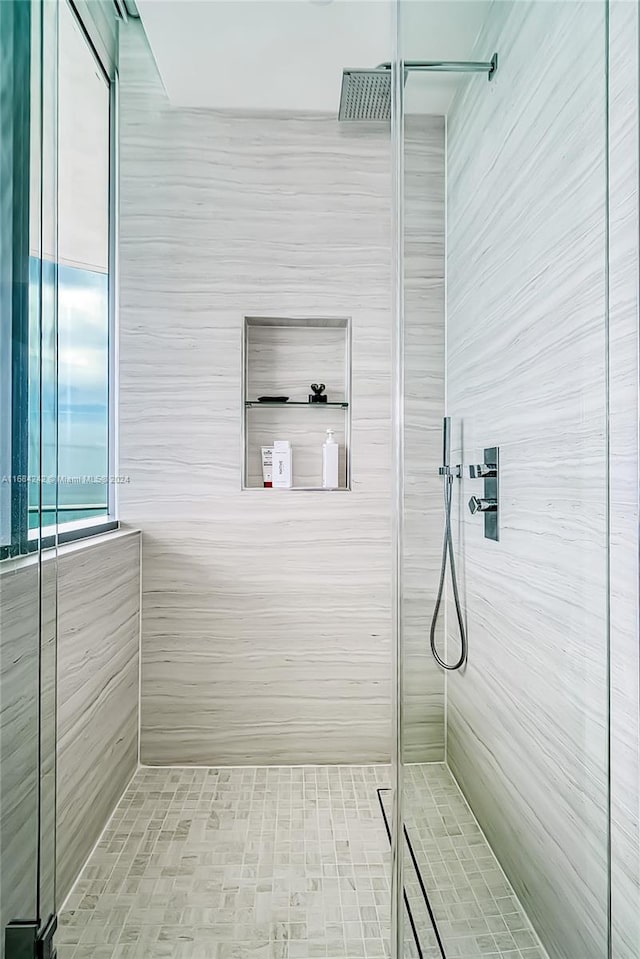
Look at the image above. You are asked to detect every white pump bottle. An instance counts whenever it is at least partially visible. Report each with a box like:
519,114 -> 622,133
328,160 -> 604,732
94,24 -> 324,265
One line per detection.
322,429 -> 339,489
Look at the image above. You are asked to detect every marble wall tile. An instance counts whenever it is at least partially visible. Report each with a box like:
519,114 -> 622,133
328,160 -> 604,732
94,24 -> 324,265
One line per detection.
118,24 -> 444,765
0,563 -> 40,952
0,530 -> 140,942
609,3 -> 640,956
446,4 -> 609,959
401,116 -> 445,761
56,531 -> 141,903
39,562 -> 57,924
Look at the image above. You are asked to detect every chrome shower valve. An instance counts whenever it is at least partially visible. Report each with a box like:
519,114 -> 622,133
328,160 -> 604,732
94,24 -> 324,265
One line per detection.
468,496 -> 498,514
469,462 -> 497,478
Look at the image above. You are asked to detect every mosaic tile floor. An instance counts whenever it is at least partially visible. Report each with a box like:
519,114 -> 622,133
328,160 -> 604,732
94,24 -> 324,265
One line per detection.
56,765 -> 392,959
397,765 -> 550,959
56,764 -> 549,959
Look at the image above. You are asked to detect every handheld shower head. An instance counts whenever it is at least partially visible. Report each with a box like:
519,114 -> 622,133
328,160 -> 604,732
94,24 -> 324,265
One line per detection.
431,416 -> 467,670
442,415 -> 451,469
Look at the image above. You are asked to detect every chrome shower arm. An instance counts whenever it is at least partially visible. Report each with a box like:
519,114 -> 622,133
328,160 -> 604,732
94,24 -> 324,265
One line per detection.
376,54 -> 498,80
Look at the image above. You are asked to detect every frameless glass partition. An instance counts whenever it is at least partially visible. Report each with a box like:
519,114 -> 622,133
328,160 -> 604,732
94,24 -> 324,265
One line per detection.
607,4 -> 640,957
393,2 -> 616,958
2,1 -> 115,951
1,0 -> 59,954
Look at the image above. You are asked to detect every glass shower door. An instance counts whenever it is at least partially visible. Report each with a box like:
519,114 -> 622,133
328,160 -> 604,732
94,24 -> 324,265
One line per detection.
392,2 -> 612,958
1,0 -> 58,954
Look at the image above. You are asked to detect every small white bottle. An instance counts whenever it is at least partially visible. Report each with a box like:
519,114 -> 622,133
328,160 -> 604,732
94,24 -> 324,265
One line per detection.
272,440 -> 293,489
322,429 -> 339,489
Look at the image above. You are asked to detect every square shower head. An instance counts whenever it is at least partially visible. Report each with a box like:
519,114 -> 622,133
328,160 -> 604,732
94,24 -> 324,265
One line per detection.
338,68 -> 392,121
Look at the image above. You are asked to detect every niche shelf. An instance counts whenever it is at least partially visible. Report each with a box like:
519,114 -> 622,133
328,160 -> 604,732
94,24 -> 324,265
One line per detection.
241,316 -> 352,491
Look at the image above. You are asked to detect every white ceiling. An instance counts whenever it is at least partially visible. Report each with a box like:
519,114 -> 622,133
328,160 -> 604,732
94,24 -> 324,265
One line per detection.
136,0 -> 491,116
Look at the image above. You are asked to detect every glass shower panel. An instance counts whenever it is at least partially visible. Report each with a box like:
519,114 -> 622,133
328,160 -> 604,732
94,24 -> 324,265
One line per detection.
393,2 -> 610,958
608,3 -> 640,956
0,0 -> 58,952
36,0 -> 59,932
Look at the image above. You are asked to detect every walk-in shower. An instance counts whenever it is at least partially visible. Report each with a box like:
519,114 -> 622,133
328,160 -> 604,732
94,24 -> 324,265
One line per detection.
2,3 -> 638,959
395,2 -> 638,959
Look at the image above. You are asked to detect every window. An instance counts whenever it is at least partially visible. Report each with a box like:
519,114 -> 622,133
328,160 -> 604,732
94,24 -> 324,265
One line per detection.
1,0 -> 114,558
45,0 -> 112,532
28,260 -> 110,530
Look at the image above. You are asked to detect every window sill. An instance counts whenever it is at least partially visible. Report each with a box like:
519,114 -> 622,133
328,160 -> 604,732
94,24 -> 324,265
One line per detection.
29,516 -> 119,549
1,524 -> 140,573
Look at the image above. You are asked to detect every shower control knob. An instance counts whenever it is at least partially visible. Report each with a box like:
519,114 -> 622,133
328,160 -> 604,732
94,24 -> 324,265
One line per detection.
469,463 -> 497,478
468,496 -> 498,515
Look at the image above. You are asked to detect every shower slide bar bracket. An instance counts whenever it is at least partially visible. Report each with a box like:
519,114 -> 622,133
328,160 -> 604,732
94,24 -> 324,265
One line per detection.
378,52 -> 498,81
438,464 -> 462,479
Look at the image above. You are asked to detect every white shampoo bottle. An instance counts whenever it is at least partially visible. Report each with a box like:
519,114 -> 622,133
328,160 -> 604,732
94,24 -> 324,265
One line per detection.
322,429 -> 339,489
272,440 -> 293,489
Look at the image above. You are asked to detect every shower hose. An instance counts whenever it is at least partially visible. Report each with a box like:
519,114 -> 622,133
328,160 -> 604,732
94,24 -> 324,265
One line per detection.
429,473 -> 468,670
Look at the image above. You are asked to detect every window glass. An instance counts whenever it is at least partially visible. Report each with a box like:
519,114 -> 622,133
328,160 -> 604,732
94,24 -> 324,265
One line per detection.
28,260 -> 109,529
27,0 -> 111,533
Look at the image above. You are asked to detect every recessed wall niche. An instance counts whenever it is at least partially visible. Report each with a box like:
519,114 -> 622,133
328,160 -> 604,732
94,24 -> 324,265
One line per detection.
242,316 -> 351,491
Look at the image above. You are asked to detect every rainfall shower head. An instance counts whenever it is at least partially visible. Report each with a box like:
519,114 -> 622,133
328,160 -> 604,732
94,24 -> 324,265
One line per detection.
338,55 -> 498,122
338,67 -> 393,121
